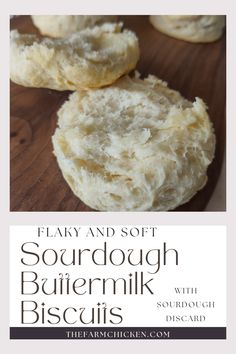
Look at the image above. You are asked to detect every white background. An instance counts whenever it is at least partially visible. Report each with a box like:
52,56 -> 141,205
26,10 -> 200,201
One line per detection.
10,226 -> 226,327
0,0 -> 235,353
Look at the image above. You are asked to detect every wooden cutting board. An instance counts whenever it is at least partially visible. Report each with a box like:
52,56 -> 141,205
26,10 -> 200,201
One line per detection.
10,15 -> 226,211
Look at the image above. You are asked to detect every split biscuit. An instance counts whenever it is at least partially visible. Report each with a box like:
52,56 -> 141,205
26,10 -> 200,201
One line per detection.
10,23 -> 139,91
150,15 -> 226,43
52,74 -> 216,211
31,15 -> 118,38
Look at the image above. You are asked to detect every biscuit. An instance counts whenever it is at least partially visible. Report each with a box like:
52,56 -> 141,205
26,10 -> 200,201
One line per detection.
150,15 -> 225,43
10,23 -> 139,91
52,74 -> 216,211
31,15 -> 118,38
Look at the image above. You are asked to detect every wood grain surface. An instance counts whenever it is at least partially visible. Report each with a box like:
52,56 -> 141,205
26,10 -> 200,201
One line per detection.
10,15 -> 226,211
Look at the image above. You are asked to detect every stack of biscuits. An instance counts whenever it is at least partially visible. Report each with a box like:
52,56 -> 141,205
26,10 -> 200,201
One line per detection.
10,15 -> 224,211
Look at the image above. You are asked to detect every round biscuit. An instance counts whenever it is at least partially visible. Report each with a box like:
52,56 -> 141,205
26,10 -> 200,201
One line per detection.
31,15 -> 118,38
150,15 -> 226,43
10,23 -> 139,91
52,74 -> 216,211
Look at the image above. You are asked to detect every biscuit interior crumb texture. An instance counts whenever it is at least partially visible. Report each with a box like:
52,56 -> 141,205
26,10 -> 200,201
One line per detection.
150,15 -> 226,43
10,23 -> 140,90
52,75 -> 216,211
31,15 -> 118,37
